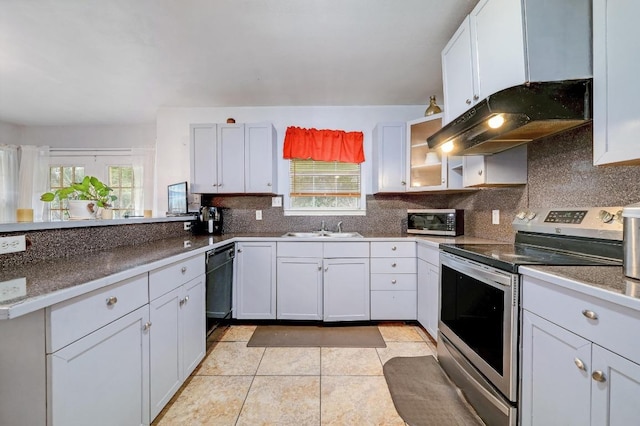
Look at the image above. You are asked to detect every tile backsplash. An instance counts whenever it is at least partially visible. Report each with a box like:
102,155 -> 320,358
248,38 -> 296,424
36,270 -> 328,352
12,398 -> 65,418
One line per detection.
208,123 -> 640,243
4,123 -> 639,267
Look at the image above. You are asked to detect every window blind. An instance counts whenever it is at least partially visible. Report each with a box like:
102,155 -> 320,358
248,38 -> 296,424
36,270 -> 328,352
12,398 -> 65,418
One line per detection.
290,159 -> 360,197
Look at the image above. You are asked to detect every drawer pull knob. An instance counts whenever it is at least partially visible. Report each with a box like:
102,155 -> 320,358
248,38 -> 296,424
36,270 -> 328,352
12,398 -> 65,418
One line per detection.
592,370 -> 606,383
582,310 -> 598,320
318,266 -> 322,271
237,249 -> 242,253
391,279 -> 397,284
574,358 -> 586,371
180,296 -> 190,306
181,266 -> 187,273
391,246 -> 397,251
391,263 -> 397,267
143,322 -> 152,331
106,296 -> 118,306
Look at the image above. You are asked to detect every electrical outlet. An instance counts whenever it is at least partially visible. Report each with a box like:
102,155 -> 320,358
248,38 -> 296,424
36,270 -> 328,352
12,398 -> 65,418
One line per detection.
492,210 -> 500,225
271,196 -> 282,207
0,235 -> 26,254
183,222 -> 191,231
256,210 -> 263,220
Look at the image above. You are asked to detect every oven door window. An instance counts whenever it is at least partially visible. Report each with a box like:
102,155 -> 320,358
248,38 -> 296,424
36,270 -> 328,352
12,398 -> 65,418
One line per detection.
441,264 -> 505,375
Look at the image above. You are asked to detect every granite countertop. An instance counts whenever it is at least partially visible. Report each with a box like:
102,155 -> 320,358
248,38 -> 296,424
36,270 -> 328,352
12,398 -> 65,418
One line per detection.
520,265 -> 640,312
0,232 -> 503,320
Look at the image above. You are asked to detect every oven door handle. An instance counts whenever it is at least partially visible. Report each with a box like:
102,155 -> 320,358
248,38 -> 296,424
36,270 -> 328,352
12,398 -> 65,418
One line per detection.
440,252 -> 515,289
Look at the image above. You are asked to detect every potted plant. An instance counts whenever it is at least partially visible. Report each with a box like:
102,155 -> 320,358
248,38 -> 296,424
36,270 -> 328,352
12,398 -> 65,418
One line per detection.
41,176 -> 117,220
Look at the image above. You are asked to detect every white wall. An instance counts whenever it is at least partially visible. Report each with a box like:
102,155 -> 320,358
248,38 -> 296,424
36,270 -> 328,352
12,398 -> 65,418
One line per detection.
0,121 -> 22,144
19,123 -> 155,149
155,105 -> 425,214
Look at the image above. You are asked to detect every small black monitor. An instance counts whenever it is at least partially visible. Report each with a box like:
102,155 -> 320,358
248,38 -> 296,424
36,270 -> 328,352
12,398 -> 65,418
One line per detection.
167,181 -> 188,216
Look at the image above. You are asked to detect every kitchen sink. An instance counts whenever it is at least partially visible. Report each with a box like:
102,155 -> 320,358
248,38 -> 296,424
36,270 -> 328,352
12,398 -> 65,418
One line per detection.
281,231 -> 363,238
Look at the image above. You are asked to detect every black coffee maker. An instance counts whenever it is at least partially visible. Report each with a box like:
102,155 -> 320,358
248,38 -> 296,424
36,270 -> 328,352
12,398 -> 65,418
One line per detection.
195,206 -> 223,235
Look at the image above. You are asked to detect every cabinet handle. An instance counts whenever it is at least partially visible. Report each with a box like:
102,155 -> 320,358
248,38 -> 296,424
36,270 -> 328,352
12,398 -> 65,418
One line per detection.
181,266 -> 187,274
391,246 -> 397,251
318,266 -> 322,271
325,267 -> 329,272
391,263 -> 397,267
442,178 -> 445,184
143,322 -> 152,331
466,99 -> 472,105
478,170 -> 483,176
267,183 -> 272,186
473,94 -> 479,101
180,296 -> 190,306
218,183 -> 223,187
574,358 -> 586,371
391,279 -> 397,284
401,181 -> 406,186
106,296 -> 118,306
582,310 -> 598,320
592,370 -> 606,382
237,249 -> 242,253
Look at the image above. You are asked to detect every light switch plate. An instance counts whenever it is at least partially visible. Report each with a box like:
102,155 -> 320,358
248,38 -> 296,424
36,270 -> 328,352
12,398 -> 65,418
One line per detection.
256,210 -> 263,220
492,210 -> 500,225
271,196 -> 282,207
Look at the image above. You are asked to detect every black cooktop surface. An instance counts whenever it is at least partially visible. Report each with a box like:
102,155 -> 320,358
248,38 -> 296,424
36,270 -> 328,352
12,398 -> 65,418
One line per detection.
440,243 -> 621,273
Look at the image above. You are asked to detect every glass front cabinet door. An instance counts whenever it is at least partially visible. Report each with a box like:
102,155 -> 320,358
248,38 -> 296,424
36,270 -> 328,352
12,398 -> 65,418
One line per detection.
406,114 -> 464,191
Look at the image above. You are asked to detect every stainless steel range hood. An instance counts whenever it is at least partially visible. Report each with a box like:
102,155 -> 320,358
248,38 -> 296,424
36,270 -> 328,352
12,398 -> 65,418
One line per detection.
427,79 -> 592,156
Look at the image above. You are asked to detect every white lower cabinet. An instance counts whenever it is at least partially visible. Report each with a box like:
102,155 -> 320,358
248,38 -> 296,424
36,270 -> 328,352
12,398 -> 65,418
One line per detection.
277,257 -> 323,320
417,257 -> 439,340
370,242 -> 417,320
48,305 -> 151,426
521,275 -> 640,426
234,241 -> 277,319
45,253 -> 207,426
276,242 -> 370,322
323,257 -> 370,322
149,275 -> 205,420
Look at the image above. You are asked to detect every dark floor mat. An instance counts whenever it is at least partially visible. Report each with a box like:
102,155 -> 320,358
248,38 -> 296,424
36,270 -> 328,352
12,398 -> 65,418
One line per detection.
383,355 -> 485,426
246,325 -> 386,347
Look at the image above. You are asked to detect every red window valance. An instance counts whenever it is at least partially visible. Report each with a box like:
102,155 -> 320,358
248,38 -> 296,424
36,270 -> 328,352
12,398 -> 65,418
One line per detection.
283,126 -> 365,164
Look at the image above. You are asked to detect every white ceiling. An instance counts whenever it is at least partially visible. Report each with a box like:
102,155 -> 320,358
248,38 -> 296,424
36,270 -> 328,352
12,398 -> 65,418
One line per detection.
0,0 -> 478,126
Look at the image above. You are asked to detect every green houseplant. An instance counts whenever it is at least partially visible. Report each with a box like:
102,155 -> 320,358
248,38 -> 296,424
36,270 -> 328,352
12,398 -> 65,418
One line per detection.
41,176 -> 117,219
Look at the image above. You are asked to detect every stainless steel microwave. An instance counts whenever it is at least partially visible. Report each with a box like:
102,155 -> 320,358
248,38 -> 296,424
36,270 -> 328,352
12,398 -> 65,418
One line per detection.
407,209 -> 464,236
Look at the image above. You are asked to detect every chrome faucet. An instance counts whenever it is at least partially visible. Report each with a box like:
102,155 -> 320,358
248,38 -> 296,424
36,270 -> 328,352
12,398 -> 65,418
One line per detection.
336,221 -> 343,233
321,220 -> 326,232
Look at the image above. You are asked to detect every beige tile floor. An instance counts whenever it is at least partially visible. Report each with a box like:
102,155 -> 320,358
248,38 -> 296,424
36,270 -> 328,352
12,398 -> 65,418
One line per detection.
153,323 -> 437,426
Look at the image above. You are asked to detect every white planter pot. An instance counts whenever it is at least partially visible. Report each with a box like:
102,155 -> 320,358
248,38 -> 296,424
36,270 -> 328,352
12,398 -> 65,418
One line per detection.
99,208 -> 114,220
67,200 -> 97,220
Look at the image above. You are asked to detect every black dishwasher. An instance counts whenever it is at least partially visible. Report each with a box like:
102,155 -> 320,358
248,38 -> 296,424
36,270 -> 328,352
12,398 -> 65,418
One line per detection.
205,243 -> 235,335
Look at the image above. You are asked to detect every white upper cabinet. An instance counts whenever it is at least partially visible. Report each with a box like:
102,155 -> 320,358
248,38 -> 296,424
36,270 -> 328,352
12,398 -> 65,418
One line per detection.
190,122 -> 277,194
245,123 -> 278,193
372,122 -> 407,193
442,0 -> 592,125
441,16 -> 475,125
593,0 -> 640,166
217,124 -> 245,193
463,145 -> 527,187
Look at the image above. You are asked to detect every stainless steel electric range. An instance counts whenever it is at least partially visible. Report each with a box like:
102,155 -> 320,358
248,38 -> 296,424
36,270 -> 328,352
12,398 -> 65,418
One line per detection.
436,207 -> 624,426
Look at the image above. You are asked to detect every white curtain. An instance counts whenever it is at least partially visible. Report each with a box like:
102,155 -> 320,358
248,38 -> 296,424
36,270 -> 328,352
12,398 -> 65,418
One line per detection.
18,145 -> 50,221
132,147 -> 155,215
0,145 -> 19,223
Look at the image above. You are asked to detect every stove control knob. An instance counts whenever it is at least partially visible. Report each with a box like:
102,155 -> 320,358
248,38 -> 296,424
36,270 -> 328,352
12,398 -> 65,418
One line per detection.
516,211 -> 527,220
526,211 -> 537,221
598,210 -> 614,223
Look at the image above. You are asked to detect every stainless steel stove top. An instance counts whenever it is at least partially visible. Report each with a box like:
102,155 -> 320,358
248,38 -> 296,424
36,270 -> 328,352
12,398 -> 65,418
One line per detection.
441,207 -> 624,273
